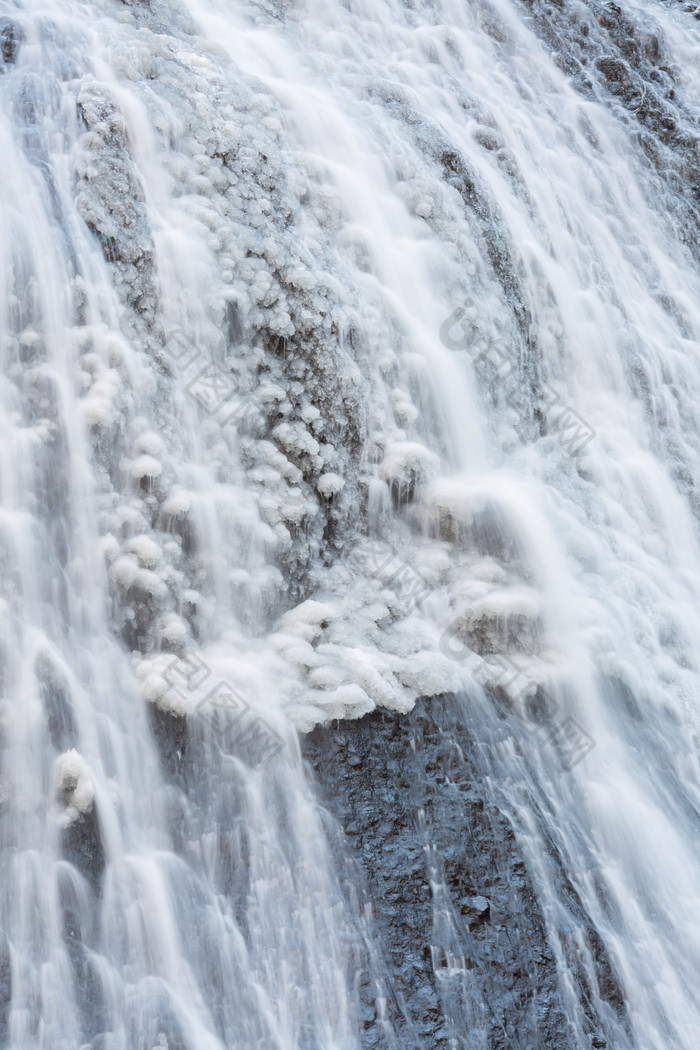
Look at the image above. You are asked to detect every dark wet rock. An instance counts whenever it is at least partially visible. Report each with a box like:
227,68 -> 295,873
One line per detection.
596,57 -> 637,101
460,895 -> 491,928
75,83 -> 156,321
35,653 -> 76,753
225,299 -> 243,346
132,678 -> 624,1048
0,19 -> 21,66
148,701 -> 188,782
118,587 -> 163,655
516,0 -> 700,261
61,808 -> 105,889
435,145 -> 533,347
58,873 -> 107,1044
303,696 -> 576,1049
0,932 -> 10,1046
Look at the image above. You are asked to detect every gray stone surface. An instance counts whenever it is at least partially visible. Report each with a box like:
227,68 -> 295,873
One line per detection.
302,696 -> 616,1050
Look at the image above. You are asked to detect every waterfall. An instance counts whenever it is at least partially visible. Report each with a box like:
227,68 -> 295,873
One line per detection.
2,0 -> 700,1046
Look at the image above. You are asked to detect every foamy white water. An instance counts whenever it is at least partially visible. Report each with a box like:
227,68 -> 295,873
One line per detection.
2,0 -> 700,1045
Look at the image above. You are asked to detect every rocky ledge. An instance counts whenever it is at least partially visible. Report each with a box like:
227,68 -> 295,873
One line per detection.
303,695 -> 613,1050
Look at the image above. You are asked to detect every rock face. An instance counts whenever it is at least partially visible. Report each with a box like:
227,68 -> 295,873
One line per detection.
303,696 -> 601,1050
517,0 -> 700,263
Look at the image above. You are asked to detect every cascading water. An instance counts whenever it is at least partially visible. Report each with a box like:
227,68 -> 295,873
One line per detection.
3,0 -> 700,1046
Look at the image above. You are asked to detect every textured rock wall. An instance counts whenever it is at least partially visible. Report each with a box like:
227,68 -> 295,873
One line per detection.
303,696 -> 607,1050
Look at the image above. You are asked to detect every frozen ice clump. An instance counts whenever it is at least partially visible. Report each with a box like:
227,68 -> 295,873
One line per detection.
338,647 -> 407,708
19,327 -> 40,349
82,393 -> 114,428
136,654 -> 191,716
161,490 -> 191,517
133,568 -> 166,597
110,554 -> 139,590
272,421 -> 321,462
134,431 -> 162,456
424,478 -> 476,544
395,649 -> 463,695
311,684 -> 375,725
130,455 -> 162,481
126,534 -> 162,568
159,614 -> 188,647
79,348 -> 122,428
308,664 -> 350,690
317,473 -> 345,499
140,669 -> 170,706
276,599 -> 335,643
379,441 -> 438,505
391,389 -> 419,428
98,532 -> 120,565
451,586 -> 541,655
301,404 -> 321,425
55,750 -> 96,826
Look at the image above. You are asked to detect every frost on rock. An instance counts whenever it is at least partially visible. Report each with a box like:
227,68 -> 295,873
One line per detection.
75,81 -> 156,319
317,473 -> 345,500
447,586 -> 542,656
126,534 -> 162,569
66,7 -> 554,727
136,654 -> 191,716
379,442 -> 439,508
55,750 -> 96,827
74,19 -> 384,630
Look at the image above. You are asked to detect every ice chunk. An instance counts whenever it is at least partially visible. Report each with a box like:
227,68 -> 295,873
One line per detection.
130,455 -> 162,480
126,534 -> 162,568
162,490 -> 191,516
82,397 -> 113,427
109,555 -> 139,590
159,614 -> 188,645
277,599 -> 335,642
98,533 -> 120,565
317,473 -> 345,498
395,650 -> 462,695
134,431 -> 163,456
272,421 -> 320,459
379,441 -> 438,504
455,586 -> 541,655
55,750 -> 95,825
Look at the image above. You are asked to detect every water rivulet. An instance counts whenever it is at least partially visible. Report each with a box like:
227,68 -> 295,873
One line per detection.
2,0 -> 700,1046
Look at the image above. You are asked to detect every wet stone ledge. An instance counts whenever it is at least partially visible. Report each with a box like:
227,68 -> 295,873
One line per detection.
302,696 -> 579,1050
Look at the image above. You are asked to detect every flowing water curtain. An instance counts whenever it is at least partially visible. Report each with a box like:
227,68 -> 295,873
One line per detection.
4,0 -> 700,1048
